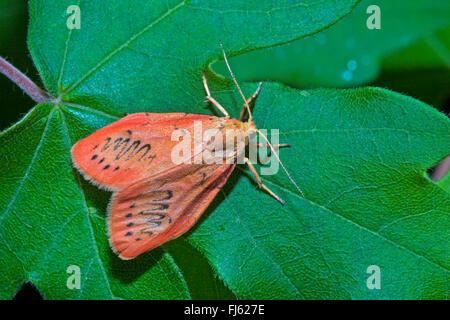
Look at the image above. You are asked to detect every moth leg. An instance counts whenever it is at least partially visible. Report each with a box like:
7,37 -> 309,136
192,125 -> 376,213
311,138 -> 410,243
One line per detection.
240,82 -> 263,121
202,70 -> 230,118
244,157 -> 285,205
255,143 -> 290,149
249,143 -> 290,158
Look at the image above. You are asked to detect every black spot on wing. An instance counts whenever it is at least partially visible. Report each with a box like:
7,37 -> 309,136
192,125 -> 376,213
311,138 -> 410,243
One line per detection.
139,204 -> 169,213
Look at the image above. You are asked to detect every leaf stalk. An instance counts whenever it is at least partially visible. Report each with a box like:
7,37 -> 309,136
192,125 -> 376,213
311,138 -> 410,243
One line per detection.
0,56 -> 50,103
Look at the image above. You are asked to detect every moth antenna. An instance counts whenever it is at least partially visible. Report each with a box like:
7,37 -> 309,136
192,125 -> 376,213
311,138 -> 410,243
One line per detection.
256,129 -> 305,198
219,41 -> 253,121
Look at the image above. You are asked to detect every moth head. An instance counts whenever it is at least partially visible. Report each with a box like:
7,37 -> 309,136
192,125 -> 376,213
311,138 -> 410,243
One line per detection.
244,119 -> 257,141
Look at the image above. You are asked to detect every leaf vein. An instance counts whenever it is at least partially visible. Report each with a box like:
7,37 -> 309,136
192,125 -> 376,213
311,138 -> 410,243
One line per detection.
59,0 -> 186,98
259,174 -> 449,272
0,108 -> 53,225
59,109 -> 118,299
222,190 -> 306,299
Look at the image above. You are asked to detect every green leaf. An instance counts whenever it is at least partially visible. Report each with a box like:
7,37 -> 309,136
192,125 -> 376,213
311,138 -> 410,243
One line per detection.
436,171 -> 450,194
0,104 -> 190,299
1,0 -> 365,299
213,0 -> 450,88
28,0 -> 359,115
381,28 -> 450,69
373,27 -> 450,109
2,82 -> 449,298
188,85 -> 450,299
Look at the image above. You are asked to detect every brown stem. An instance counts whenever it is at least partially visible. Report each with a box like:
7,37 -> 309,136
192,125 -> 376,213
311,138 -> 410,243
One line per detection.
0,56 -> 50,103
431,155 -> 450,181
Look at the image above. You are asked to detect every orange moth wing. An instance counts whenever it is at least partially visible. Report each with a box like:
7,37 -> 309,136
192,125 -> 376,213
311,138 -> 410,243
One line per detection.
108,163 -> 235,260
71,112 -> 220,191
